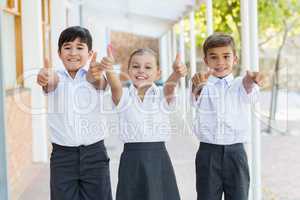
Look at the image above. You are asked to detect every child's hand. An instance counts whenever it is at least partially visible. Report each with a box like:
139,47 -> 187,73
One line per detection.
104,45 -> 122,105
172,53 -> 187,78
192,71 -> 211,92
243,70 -> 264,94
88,52 -> 104,81
245,70 -> 264,87
37,58 -> 58,87
100,45 -> 115,73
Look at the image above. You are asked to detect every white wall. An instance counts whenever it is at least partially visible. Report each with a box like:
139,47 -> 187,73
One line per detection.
21,0 -> 47,162
51,0 -> 82,68
159,34 -> 169,82
66,0 -> 80,27
51,0 -> 68,68
82,5 -> 171,38
82,6 -> 108,58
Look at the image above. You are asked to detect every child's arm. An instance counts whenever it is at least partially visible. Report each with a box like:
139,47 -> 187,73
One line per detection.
242,70 -> 264,93
164,54 -> 187,104
86,52 -> 108,90
37,58 -> 59,93
191,71 -> 210,100
102,46 -> 123,105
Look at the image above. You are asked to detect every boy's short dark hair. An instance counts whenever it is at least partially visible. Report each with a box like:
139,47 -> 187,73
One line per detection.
203,33 -> 236,57
58,26 -> 92,52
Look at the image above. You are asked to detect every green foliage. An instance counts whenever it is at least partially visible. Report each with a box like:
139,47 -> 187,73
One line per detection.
258,0 -> 300,47
191,0 -> 300,49
194,0 -> 241,49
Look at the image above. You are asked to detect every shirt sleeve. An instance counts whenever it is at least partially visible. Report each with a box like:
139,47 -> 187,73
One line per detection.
112,87 -> 130,112
160,86 -> 179,113
190,91 -> 199,108
188,80 -> 197,107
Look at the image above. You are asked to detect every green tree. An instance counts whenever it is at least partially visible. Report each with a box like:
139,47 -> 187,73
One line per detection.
191,0 -> 300,54
193,0 -> 241,50
260,0 -> 300,133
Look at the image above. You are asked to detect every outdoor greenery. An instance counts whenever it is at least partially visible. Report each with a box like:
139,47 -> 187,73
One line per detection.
190,0 -> 300,50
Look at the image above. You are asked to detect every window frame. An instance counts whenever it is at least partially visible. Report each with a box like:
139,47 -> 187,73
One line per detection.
4,0 -> 23,87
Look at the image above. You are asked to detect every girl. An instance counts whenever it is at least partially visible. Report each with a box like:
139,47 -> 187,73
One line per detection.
99,47 -> 186,200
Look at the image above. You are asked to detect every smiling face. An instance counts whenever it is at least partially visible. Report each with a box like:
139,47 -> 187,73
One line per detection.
128,53 -> 161,88
204,46 -> 237,78
58,37 -> 92,77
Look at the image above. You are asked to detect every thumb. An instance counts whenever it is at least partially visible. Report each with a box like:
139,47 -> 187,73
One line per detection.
91,52 -> 97,64
107,44 -> 114,59
175,53 -> 181,64
44,58 -> 51,69
246,70 -> 254,78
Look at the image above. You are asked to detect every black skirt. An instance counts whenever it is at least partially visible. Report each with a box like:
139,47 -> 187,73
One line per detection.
116,142 -> 180,200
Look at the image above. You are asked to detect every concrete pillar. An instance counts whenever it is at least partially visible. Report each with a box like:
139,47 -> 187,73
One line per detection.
189,11 -> 196,78
249,0 -> 262,199
22,0 -> 48,162
159,34 -> 169,82
179,19 -> 186,115
206,0 -> 213,35
0,7 -> 9,200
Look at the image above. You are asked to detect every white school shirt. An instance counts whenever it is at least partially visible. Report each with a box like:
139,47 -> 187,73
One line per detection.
192,73 -> 259,145
46,67 -> 107,146
114,83 -> 175,143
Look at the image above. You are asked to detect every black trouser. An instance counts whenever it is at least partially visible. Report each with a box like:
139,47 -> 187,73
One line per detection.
196,142 -> 250,200
50,140 -> 112,200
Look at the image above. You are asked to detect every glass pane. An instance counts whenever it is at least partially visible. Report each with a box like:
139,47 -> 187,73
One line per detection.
2,12 -> 16,89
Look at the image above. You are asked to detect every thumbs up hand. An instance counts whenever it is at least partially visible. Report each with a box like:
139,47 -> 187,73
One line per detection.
243,70 -> 264,93
245,70 -> 264,86
172,53 -> 187,78
88,52 -> 104,81
37,58 -> 50,86
192,70 -> 212,93
37,58 -> 58,86
102,45 -> 122,105
87,45 -> 115,90
100,45 -> 115,73
163,53 -> 187,104
88,45 -> 115,81
37,58 -> 59,92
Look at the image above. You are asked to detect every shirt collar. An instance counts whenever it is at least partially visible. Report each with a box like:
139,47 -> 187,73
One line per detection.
208,73 -> 234,86
129,83 -> 159,97
63,67 -> 87,79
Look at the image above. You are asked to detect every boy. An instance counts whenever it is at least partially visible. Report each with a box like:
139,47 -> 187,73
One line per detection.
37,26 -> 112,200
191,33 -> 263,200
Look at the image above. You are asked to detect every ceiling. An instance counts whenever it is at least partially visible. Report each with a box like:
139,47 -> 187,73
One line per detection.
83,0 -> 203,38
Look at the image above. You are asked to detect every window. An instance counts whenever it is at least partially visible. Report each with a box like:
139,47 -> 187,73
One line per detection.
6,0 -> 19,12
3,0 -> 23,88
42,0 -> 52,66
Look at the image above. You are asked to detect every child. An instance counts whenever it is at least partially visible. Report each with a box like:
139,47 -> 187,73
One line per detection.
93,47 -> 186,200
37,26 -> 112,200
191,33 -> 264,200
